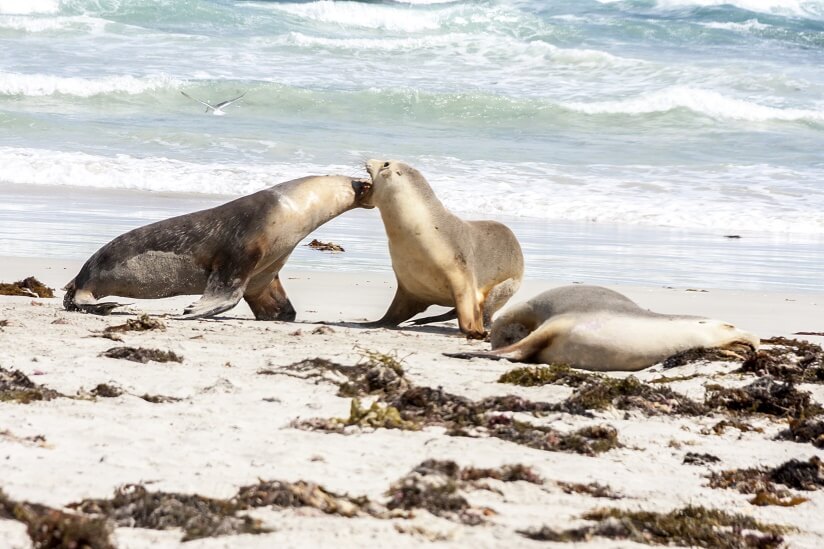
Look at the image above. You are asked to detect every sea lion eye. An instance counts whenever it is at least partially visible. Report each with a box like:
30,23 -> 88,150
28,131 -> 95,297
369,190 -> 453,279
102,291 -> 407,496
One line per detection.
383,162 -> 390,168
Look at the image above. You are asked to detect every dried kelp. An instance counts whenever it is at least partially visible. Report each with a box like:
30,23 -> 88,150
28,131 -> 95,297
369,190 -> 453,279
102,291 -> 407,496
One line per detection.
557,375 -> 707,416
776,418 -> 824,448
662,347 -> 744,369
291,355 -> 620,455
1,488 -> 115,548
557,481 -> 622,499
497,365 -> 597,387
71,484 -> 267,541
519,505 -> 787,548
307,239 -> 344,252
708,457 -> 822,506
0,277 -> 54,298
683,452 -> 721,466
0,366 -> 63,403
705,377 -> 822,419
103,314 -> 165,334
102,347 -> 183,364
737,338 -> 824,384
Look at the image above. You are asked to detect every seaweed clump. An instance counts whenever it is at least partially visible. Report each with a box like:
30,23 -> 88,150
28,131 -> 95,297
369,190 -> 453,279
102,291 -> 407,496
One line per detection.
0,277 -> 54,298
557,481 -> 622,499
662,347 -> 745,369
683,452 -> 721,466
1,488 -> 115,548
385,459 -> 539,525
737,337 -> 824,384
307,239 -> 344,252
776,418 -> 824,448
289,352 -> 621,456
102,346 -> 183,364
497,365 -> 597,387
103,314 -> 166,334
0,366 -> 63,403
558,375 -> 707,416
519,505 -> 787,548
705,377 -> 822,419
708,457 -> 823,506
71,484 -> 268,541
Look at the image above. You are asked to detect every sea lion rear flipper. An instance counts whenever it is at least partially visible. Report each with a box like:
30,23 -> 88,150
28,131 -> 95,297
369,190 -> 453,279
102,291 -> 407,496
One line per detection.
177,270 -> 247,320
407,308 -> 457,326
444,330 -> 551,363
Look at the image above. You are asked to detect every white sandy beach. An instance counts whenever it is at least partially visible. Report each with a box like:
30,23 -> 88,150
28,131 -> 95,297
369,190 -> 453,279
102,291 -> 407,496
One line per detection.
1,256 -> 823,548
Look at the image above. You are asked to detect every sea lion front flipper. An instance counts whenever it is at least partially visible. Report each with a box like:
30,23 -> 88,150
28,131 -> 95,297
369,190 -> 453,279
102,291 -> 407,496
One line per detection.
362,286 -> 428,328
177,269 -> 247,320
407,308 -> 457,326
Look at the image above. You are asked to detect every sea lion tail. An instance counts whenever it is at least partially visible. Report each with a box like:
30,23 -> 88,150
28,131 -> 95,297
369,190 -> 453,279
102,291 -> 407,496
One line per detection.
407,308 -> 458,326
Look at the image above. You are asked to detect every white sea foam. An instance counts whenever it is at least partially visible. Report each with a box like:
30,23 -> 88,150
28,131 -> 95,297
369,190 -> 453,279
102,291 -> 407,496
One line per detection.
0,0 -> 58,14
701,19 -> 770,31
262,0 -> 450,32
0,72 -> 180,97
0,14 -> 106,32
650,0 -> 823,18
2,147 -> 821,234
562,87 -> 824,122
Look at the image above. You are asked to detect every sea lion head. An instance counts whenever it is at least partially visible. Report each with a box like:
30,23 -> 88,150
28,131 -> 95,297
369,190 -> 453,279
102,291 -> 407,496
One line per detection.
351,178 -> 374,209
364,159 -> 429,207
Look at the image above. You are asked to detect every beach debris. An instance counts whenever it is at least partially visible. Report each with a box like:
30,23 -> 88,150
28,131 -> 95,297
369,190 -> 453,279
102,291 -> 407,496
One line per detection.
307,239 -> 345,252
0,319 -> 8,330
557,481 -> 623,499
518,505 -> 787,547
736,337 -> 824,384
704,418 -> 763,435
1,488 -> 115,548
70,484 -> 268,541
683,452 -> 721,466
795,331 -> 824,336
90,383 -> 123,398
662,347 -> 744,369
724,235 -> 742,239
103,313 -> 166,334
140,393 -> 182,404
0,277 -> 54,298
102,346 -> 183,364
648,373 -> 701,384
499,367 -> 707,416
708,458 -> 822,506
311,325 -> 335,335
291,352 -> 621,455
776,418 -> 824,448
0,366 -> 63,403
386,460 -> 541,525
705,377 -> 822,419
0,430 -> 48,447
497,364 -> 596,387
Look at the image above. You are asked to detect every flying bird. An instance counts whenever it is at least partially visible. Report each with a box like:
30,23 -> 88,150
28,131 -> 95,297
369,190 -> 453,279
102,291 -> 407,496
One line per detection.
180,90 -> 246,116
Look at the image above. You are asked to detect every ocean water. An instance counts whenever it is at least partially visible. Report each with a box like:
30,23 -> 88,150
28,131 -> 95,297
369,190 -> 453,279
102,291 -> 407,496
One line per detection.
1,0 -> 823,290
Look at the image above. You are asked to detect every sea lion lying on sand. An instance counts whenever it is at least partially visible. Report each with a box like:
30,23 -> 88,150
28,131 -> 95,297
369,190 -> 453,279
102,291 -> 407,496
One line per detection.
362,159 -> 524,339
447,285 -> 759,371
64,175 -> 371,319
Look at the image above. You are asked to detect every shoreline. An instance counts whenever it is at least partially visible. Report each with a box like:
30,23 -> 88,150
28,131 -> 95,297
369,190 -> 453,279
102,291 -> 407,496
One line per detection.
2,182 -> 824,293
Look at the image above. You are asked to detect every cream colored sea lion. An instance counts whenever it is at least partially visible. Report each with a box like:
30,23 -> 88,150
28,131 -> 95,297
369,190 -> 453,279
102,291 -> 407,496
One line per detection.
446,285 -> 759,371
64,175 -> 372,319
362,159 -> 524,339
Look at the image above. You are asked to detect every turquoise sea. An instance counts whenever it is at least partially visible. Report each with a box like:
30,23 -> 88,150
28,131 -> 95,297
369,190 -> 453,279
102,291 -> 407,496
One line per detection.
1,0 -> 822,290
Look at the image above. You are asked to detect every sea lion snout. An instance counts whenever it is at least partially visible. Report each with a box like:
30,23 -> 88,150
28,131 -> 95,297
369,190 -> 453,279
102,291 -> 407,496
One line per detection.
352,179 -> 374,208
